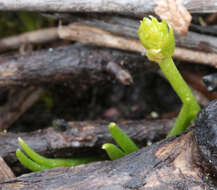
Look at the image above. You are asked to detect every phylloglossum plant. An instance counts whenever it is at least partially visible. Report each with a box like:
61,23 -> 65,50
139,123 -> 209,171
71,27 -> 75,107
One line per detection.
16,137 -> 102,172
16,16 -> 199,172
16,122 -> 138,171
138,16 -> 200,137
102,122 -> 138,160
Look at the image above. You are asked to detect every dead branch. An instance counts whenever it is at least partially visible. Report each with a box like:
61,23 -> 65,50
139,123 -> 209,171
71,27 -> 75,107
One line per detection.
59,15 -> 217,54
0,28 -> 58,52
0,41 -> 216,89
105,61 -> 133,85
59,24 -> 142,52
174,48 -> 217,67
0,119 -> 174,172
0,131 -> 210,190
175,31 -> 217,53
0,87 -> 43,130
3,99 -> 217,190
0,0 -> 216,15
0,157 -> 15,182
59,24 -> 217,67
203,73 -> 217,92
2,15 -> 217,55
0,43 -> 154,88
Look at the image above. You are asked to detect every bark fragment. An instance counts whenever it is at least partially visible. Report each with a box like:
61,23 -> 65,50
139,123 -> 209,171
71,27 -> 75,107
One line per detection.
155,0 -> 192,34
106,61 -> 133,85
0,157 -> 15,182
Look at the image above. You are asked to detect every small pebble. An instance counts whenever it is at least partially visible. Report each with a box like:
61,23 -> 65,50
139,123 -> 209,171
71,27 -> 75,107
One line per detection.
150,111 -> 159,119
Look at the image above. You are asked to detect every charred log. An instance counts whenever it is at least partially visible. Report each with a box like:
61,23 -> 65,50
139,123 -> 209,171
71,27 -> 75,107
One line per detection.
2,100 -> 217,189
0,43 -> 154,88
0,131 -> 211,190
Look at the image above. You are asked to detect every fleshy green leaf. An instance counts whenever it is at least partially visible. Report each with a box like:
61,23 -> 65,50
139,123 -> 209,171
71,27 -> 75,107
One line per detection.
16,149 -> 49,172
17,137 -> 102,171
102,143 -> 126,160
108,122 -> 139,154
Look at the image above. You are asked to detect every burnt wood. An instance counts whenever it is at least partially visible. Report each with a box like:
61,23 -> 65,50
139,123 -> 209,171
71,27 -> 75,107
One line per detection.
2,100 -> 217,189
0,131 -> 212,190
0,43 -> 154,88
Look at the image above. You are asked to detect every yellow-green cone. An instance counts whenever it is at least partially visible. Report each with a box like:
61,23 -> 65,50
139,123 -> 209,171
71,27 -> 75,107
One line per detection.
138,16 -> 175,62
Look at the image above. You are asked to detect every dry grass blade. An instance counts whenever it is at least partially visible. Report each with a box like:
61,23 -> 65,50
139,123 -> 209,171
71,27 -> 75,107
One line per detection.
0,28 -> 58,52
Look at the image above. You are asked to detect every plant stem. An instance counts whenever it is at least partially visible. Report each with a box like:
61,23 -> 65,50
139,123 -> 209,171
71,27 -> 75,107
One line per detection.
158,57 -> 200,137
168,104 -> 192,137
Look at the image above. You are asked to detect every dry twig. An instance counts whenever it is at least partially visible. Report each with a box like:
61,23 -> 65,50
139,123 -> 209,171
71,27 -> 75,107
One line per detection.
1,15 -> 217,55
106,61 -> 133,85
0,28 -> 58,52
0,87 -> 43,130
60,15 -> 217,54
0,43 -> 150,87
59,24 -> 217,67
0,39 -> 216,89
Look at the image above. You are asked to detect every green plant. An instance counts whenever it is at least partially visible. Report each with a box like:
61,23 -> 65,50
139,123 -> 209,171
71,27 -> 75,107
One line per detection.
16,16 -> 199,172
16,122 -> 138,171
138,16 -> 200,137
16,137 -> 101,172
102,122 -> 138,160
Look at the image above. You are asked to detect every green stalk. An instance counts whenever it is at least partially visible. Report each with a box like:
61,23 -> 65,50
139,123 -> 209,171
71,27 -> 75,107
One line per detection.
158,58 -> 200,137
158,57 -> 198,106
168,104 -> 192,136
138,16 -> 200,137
